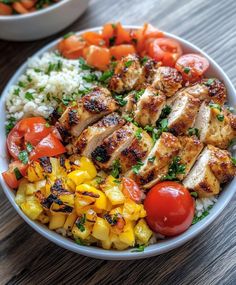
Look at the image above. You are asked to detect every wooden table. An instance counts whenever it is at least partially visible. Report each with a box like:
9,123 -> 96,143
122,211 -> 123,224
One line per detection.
1,0 -> 236,284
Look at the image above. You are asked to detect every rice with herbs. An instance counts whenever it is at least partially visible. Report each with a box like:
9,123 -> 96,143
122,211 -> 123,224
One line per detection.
6,52 -> 102,123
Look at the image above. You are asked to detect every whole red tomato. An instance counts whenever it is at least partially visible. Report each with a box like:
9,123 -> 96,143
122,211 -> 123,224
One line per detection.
144,181 -> 195,236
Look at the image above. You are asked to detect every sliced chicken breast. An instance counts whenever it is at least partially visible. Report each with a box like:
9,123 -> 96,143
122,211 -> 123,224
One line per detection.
152,66 -> 183,97
59,87 -> 118,137
194,102 -> 236,149
130,132 -> 181,188
91,123 -> 137,169
70,113 -> 125,157
201,78 -> 227,105
177,136 -> 204,180
120,91 -> 136,115
109,54 -> 143,94
167,94 -> 201,135
119,130 -> 153,173
183,147 -> 220,198
134,86 -> 166,127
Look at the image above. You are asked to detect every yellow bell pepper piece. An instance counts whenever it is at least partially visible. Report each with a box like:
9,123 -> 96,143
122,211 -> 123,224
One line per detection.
72,223 -> 91,239
49,213 -> 66,230
101,238 -> 112,250
20,196 -> 43,220
15,179 -> 27,206
68,170 -> 91,186
104,186 -> 125,205
123,199 -> 146,221
27,161 -> 44,182
113,240 -> 129,250
79,157 -> 97,179
119,222 -> 135,247
37,212 -> 50,224
63,211 -> 77,230
59,193 -> 75,207
76,184 -> 107,210
92,217 -> 110,241
134,218 -> 153,244
74,194 -> 95,215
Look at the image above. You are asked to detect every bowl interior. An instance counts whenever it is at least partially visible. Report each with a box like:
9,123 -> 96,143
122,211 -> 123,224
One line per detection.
0,26 -> 235,260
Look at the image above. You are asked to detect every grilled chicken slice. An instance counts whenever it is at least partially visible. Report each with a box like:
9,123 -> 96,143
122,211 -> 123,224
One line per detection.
120,91 -> 136,115
183,147 -> 220,198
152,66 -> 183,97
194,102 -> 236,149
134,86 -> 166,127
59,87 -> 118,137
109,54 -> 143,94
201,78 -> 227,105
91,123 -> 137,169
208,145 -> 236,183
119,130 -> 153,173
70,113 -> 125,157
130,132 -> 181,188
177,136 -> 204,180
167,94 -> 201,135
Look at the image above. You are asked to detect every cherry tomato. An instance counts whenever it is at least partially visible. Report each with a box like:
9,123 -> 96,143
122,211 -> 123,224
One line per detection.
144,181 -> 194,236
30,133 -> 66,160
85,45 -> 111,70
7,117 -> 52,159
147,38 -> 183,67
58,34 -> 86,59
175,54 -> 209,82
122,177 -> 143,203
2,161 -> 28,189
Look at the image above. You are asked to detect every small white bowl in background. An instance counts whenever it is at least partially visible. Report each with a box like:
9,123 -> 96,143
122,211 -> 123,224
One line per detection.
0,0 -> 89,41
0,26 -> 235,260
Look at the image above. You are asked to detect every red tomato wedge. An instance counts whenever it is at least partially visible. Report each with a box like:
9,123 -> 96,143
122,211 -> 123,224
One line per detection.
2,161 -> 28,189
58,35 -> 86,59
82,31 -> 105,46
7,117 -> 52,159
144,181 -> 194,236
122,177 -> 143,203
143,23 -> 164,40
115,22 -> 132,45
30,133 -> 66,161
85,45 -> 111,70
175,53 -> 209,82
110,44 -> 136,60
147,38 -> 183,66
102,23 -> 115,46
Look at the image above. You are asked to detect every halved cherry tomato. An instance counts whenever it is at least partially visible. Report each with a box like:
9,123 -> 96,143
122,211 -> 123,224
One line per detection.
0,3 -> 13,15
82,31 -> 105,47
147,38 -> 182,66
102,23 -> 115,46
115,22 -> 131,45
85,45 -> 111,70
175,54 -> 209,82
58,35 -> 86,59
2,161 -> 28,189
143,23 -> 164,40
144,181 -> 194,236
7,117 -> 52,159
110,44 -> 136,60
122,177 -> 143,203
30,133 -> 66,160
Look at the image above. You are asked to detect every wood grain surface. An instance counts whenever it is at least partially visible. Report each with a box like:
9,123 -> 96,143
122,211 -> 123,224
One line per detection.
0,0 -> 236,284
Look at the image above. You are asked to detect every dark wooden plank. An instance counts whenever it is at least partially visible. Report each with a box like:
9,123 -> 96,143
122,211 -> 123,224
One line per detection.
0,0 -> 236,284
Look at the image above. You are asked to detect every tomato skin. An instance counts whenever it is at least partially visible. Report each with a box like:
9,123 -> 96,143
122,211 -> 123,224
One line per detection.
102,23 -> 115,46
7,117 -> 52,159
82,31 -> 105,46
58,35 -> 86,59
30,133 -> 66,160
147,38 -> 182,66
144,182 -> 194,236
115,22 -> 132,45
85,45 -> 111,70
122,177 -> 143,203
2,161 -> 28,189
110,44 -> 136,60
175,54 -> 209,82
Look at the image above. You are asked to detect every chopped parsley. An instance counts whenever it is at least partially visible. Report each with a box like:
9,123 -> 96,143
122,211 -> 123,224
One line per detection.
27,75 -> 32,82
132,159 -> 144,174
135,128 -> 143,140
5,117 -> 16,134
188,127 -> 199,138
140,56 -> 148,65
131,38 -> 138,44
95,156 -> 103,162
144,125 -> 154,132
104,213 -> 118,226
18,150 -> 29,165
226,106 -> 235,113
125,60 -> 133,68
63,31 -> 75,39
131,244 -> 146,252
190,191 -> 198,198
134,89 -> 145,102
78,58 -> 93,70
123,114 -> 134,123
159,105 -> 172,119
231,157 -> 236,166
113,179 -> 121,184
109,36 -> 116,46
95,176 -> 104,184
204,78 -> 215,86
209,102 -> 221,111
14,167 -> 23,180
216,114 -> 224,122
18,81 -> 26,88
82,73 -> 98,83
183,67 -> 190,74
99,70 -> 114,83
111,159 -> 121,178
162,156 -> 186,181
76,214 -> 86,232
192,205 -> 213,225
75,237 -> 86,246
26,142 -> 34,153
114,94 -> 127,107
25,92 -> 34,101
148,156 -> 156,163
13,88 -> 20,96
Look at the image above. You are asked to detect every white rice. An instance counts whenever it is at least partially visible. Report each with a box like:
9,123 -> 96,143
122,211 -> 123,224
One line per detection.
6,52 -> 102,121
195,195 -> 217,217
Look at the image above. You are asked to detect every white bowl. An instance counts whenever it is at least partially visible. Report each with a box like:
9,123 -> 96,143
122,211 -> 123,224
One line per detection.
0,26 -> 235,260
0,0 -> 89,41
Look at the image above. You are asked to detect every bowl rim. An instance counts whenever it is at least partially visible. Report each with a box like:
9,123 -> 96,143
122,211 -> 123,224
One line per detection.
0,0 -> 71,20
0,25 -> 236,260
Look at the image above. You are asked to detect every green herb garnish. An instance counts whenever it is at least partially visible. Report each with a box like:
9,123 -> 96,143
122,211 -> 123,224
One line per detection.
63,32 -> 75,39
183,67 -> 190,74
99,70 -> 114,83
131,244 -> 146,252
6,117 -> 16,134
125,60 -> 133,68
134,90 -> 144,102
231,157 -> 236,166
111,159 -> 121,178
114,95 -> 127,107
18,150 -> 29,165
82,73 -> 98,83
209,102 -> 221,111
109,36 -> 116,46
78,58 -> 93,70
132,159 -> 144,174
205,78 -> 215,86
190,191 -> 198,198
162,156 -> 186,181
18,81 -> 26,88
25,92 -> 34,101
135,128 -> 143,141
14,167 -> 23,180
148,156 -> 156,163
26,142 -> 34,153
216,114 -> 224,122
140,56 -> 148,65
192,205 -> 213,225
188,127 -> 199,138
76,214 -> 86,232
13,88 -> 20,96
